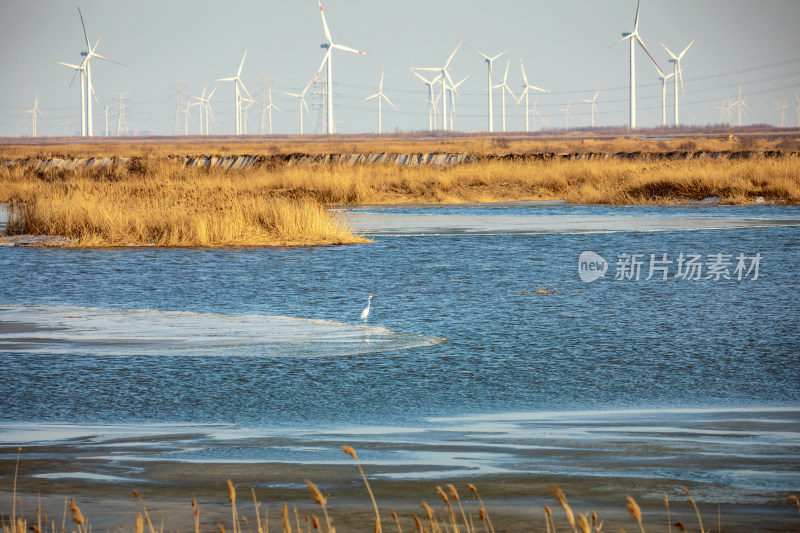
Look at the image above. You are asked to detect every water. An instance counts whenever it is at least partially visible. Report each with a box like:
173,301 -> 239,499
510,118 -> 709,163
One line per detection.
1,204 -> 799,496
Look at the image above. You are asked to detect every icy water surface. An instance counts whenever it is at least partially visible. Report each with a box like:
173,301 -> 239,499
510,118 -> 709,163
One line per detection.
1,203 -> 799,497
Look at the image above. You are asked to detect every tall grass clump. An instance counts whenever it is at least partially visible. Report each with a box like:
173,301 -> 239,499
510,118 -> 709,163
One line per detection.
1,161 -> 366,247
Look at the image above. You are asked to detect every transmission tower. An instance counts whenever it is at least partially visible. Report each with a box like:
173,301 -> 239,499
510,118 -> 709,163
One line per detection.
312,74 -> 328,134
115,93 -> 130,136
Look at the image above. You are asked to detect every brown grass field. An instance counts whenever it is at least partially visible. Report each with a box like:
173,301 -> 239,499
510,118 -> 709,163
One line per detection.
1,130 -> 799,247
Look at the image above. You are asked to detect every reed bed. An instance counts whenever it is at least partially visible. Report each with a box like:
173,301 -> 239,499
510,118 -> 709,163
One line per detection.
2,154 -> 798,246
3,448 -> 799,533
0,160 -> 366,247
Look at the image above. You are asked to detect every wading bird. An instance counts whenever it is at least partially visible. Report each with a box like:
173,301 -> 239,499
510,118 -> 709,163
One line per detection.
361,295 -> 374,326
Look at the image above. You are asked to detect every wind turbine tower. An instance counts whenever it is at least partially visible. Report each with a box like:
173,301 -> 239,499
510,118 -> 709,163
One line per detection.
314,0 -> 369,135
216,51 -> 251,135
284,79 -> 314,135
492,59 -> 516,132
582,89 -> 601,128
56,60 -> 87,136
363,68 -> 397,134
411,42 -> 462,131
518,59 -> 549,133
26,92 -> 44,137
612,0 -> 660,129
411,71 -> 441,132
661,40 -> 693,126
468,45 -> 508,132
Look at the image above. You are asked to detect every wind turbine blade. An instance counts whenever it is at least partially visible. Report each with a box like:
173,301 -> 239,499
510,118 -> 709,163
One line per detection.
678,67 -> 685,96
519,59 -> 529,86
490,49 -> 510,61
283,91 -> 301,98
332,43 -> 369,56
312,50 -> 331,84
318,0 -> 332,44
302,79 -> 313,96
502,58 -> 510,82
529,84 -> 549,94
633,0 -> 642,33
636,35 -> 661,72
412,70 -> 432,84
411,67 -> 441,72
208,85 -> 217,100
515,89 -> 526,107
302,98 -> 312,120
216,77 -> 237,82
379,68 -> 385,90
238,80 -> 252,100
78,6 -> 91,49
660,42 -> 678,61
679,39 -> 694,59
465,43 -> 490,61
445,41 -> 462,68
363,93 -> 379,102
610,33 -> 633,49
92,53 -> 125,66
237,50 -> 248,77
382,94 -> 397,110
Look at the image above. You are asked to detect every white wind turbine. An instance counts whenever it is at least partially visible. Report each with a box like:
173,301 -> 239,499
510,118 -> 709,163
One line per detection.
775,101 -> 790,127
582,89 -> 601,128
492,59 -> 516,132
261,84 -> 283,135
467,45 -> 508,132
446,75 -> 469,132
25,92 -> 44,137
191,84 -> 217,135
56,59 -> 87,136
612,0 -> 661,129
661,40 -> 693,126
651,61 -> 674,126
411,41 -> 462,131
731,84 -> 750,127
216,51 -> 251,135
284,79 -> 313,135
363,68 -> 397,134
411,70 -> 442,132
75,7 -> 123,137
559,100 -> 573,129
518,59 -> 549,132
313,0 -> 369,135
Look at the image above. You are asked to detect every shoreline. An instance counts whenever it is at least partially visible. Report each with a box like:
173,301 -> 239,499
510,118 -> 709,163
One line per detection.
3,408 -> 799,532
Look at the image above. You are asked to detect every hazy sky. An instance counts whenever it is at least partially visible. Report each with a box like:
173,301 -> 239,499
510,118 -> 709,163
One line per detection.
2,0 -> 799,137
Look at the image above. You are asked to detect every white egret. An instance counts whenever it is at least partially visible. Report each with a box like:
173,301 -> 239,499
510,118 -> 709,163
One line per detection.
360,295 -> 374,326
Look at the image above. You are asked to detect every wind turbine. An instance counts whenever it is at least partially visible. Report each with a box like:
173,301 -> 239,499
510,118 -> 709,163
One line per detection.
559,100 -> 572,129
411,41 -> 462,131
216,51 -> 251,135
661,40 -> 693,126
313,0 -> 369,135
56,60 -> 87,136
651,60 -> 674,126
75,7 -> 123,137
284,79 -> 313,135
518,59 -> 549,132
25,92 -> 44,137
795,90 -> 800,127
411,70 -> 441,132
492,59 -> 516,132
363,68 -> 397,134
776,101 -> 790,127
182,101 -> 192,135
582,89 -> 601,128
730,84 -> 750,127
260,83 -> 283,135
611,0 -> 661,129
447,75 -> 469,131
191,84 -> 217,135
467,45 -> 508,132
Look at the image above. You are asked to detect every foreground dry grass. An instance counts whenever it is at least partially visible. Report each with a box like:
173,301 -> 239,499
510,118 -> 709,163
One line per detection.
0,160 -> 366,247
3,449 -> 800,533
2,152 -> 799,246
